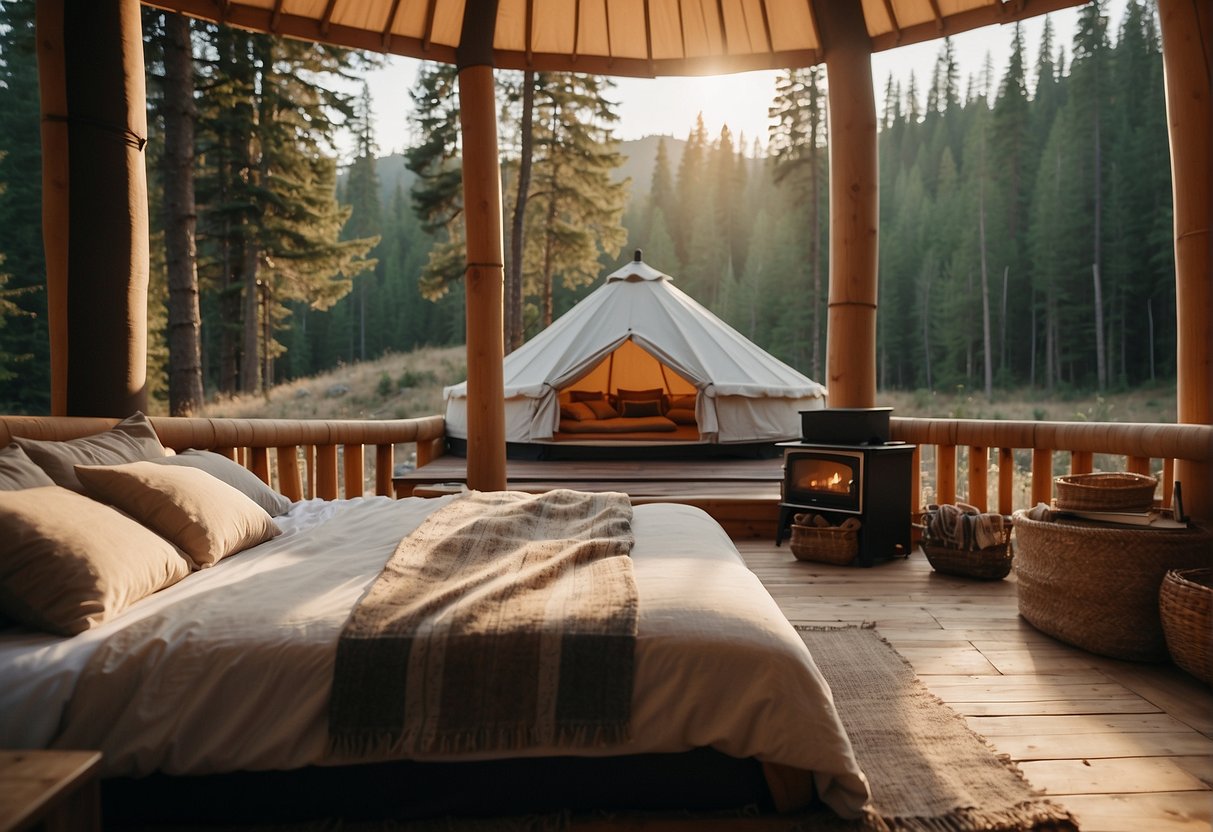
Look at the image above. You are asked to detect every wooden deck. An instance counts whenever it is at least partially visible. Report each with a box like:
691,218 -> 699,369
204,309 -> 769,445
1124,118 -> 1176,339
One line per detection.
737,540 -> 1213,832
394,456 -> 785,538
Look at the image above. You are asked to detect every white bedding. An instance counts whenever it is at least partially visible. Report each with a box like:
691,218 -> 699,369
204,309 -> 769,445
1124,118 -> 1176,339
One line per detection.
0,496 -> 869,818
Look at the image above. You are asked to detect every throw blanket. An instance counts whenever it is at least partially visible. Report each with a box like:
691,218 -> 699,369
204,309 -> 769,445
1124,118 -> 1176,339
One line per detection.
924,502 -> 1008,550
328,489 -> 638,758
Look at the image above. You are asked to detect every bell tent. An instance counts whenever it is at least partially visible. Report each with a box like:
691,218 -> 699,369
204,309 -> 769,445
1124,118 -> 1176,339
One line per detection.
443,253 -> 825,452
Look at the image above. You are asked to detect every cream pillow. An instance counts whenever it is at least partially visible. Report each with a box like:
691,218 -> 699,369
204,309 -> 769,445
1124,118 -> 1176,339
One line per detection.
151,449 -> 292,516
76,461 -> 281,569
14,412 -> 167,493
0,486 -> 192,636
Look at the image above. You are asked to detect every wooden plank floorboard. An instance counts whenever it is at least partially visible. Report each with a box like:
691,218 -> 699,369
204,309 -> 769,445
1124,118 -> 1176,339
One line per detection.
732,536 -> 1213,831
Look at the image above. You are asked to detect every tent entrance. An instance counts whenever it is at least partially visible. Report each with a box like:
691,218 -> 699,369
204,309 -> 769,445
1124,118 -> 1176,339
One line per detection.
561,337 -> 696,400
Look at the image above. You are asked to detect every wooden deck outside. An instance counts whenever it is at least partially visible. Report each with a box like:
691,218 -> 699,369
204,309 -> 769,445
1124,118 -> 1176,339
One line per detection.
397,456 -> 1213,830
394,456 -> 785,539
737,540 -> 1213,832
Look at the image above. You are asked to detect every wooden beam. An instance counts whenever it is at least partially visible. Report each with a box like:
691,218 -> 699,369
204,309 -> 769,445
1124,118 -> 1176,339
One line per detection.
35,0 -> 69,415
819,0 -> 878,408
1158,0 -> 1212,522
458,1 -> 507,492
39,0 -> 150,417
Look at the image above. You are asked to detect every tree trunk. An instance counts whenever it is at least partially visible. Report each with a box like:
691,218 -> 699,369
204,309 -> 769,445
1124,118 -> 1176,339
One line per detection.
810,143 -> 822,381
240,244 -> 260,393
978,146 -> 993,401
160,12 -> 204,415
506,70 -> 535,353
1092,95 -> 1106,389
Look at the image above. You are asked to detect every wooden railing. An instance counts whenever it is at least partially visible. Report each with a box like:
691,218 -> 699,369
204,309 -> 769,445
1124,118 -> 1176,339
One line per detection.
890,417 -> 1213,515
0,415 -> 447,501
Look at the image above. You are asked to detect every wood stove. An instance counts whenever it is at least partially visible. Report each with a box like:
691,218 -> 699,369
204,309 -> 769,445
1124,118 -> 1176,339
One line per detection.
776,408 -> 914,566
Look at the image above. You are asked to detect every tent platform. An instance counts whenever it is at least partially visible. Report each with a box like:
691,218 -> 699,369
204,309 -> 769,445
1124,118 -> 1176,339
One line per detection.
392,456 -> 783,539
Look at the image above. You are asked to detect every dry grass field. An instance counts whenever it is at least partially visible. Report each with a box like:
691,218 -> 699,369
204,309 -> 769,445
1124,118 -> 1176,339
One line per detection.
198,344 -> 1179,427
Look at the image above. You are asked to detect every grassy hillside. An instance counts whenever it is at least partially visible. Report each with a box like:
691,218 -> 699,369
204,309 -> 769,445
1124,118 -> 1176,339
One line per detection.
199,345 -> 466,421
200,344 -> 1177,425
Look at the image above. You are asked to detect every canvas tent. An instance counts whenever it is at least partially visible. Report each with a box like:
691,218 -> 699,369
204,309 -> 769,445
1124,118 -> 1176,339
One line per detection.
444,255 -> 826,446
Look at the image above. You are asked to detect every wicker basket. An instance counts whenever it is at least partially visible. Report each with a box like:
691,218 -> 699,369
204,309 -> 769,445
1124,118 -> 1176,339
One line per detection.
917,519 -> 1014,580
790,514 -> 859,566
1013,512 -> 1212,661
1160,568 -> 1213,685
1054,472 -> 1158,513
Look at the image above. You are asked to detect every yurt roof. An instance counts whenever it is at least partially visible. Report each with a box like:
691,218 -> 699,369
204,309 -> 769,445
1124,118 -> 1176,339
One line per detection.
142,0 -> 1090,78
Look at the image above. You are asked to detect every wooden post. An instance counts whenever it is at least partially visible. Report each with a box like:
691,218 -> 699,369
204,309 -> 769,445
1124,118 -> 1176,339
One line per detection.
1158,0 -> 1212,522
820,0 -> 878,408
36,0 -> 149,416
457,1 -> 507,492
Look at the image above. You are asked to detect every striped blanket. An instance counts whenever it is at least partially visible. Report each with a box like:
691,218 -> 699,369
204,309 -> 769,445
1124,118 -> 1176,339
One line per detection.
328,489 -> 638,757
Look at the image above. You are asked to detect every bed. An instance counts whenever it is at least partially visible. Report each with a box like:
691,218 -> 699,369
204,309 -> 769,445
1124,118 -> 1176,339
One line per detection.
0,413 -> 869,825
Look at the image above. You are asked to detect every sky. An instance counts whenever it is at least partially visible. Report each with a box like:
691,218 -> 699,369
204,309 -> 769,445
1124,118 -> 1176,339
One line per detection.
357,2 -> 1125,159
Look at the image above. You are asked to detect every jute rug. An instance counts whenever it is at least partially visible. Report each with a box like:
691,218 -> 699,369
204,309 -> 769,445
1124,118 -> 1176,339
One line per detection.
796,625 -> 1078,832
110,626 -> 1078,832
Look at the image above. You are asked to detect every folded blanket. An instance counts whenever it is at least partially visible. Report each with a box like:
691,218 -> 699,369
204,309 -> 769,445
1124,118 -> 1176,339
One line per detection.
925,503 -> 1007,550
329,489 -> 638,758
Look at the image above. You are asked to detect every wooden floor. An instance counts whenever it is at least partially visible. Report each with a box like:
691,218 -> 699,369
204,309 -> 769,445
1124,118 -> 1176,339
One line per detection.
736,540 -> 1213,832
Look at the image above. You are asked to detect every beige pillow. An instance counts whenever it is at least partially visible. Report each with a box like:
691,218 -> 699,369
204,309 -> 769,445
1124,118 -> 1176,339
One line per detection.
151,449 -> 292,516
0,444 -> 56,490
0,486 -> 191,636
76,461 -> 281,569
14,412 -> 167,493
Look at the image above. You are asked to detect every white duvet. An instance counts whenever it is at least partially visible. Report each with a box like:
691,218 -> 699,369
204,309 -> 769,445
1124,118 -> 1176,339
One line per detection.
0,496 -> 869,818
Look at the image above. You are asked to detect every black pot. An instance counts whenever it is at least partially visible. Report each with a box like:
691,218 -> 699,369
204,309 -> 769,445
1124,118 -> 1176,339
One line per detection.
800,407 -> 893,445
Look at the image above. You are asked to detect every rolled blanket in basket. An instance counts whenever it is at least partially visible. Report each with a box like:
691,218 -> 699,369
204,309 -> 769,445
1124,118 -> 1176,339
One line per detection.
926,503 -> 1007,550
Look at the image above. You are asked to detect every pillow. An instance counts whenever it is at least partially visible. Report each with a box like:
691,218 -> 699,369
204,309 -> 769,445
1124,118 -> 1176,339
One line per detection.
76,461 -> 281,569
151,449 -> 292,517
617,387 -> 667,414
585,399 -> 619,420
560,402 -> 596,422
616,387 -> 664,402
569,390 -> 605,402
14,412 -> 167,493
0,486 -> 191,636
667,407 -> 698,425
0,444 -> 55,490
620,399 -> 663,418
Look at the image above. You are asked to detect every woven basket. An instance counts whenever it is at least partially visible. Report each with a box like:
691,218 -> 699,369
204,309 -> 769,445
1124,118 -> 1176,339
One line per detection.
1054,472 -> 1158,513
790,514 -> 859,566
1160,568 -> 1213,685
918,521 -> 1014,580
1013,512 -> 1212,661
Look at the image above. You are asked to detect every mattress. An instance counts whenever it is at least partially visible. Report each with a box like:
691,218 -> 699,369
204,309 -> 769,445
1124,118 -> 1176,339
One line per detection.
0,496 -> 869,819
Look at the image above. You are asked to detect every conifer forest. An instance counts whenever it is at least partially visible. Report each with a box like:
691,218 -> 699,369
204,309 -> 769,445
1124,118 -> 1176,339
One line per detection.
0,0 -> 1176,415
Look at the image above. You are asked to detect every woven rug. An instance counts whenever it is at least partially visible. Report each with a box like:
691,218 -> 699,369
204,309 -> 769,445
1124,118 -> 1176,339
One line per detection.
797,625 -> 1078,832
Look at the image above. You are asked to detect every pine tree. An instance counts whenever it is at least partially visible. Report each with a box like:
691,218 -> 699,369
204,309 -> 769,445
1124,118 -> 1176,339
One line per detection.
523,72 -> 627,330
154,11 -> 205,414
338,82 -> 383,363
672,115 -> 709,269
768,66 -> 828,379
404,62 -> 464,301
0,0 -> 48,412
193,26 -> 376,393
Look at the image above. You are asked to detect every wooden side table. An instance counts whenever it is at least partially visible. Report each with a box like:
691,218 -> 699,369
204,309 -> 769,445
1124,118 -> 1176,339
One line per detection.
0,750 -> 101,832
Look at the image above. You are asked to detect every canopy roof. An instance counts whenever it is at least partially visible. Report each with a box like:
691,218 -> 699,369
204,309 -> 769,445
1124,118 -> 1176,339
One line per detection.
144,0 -> 1089,77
